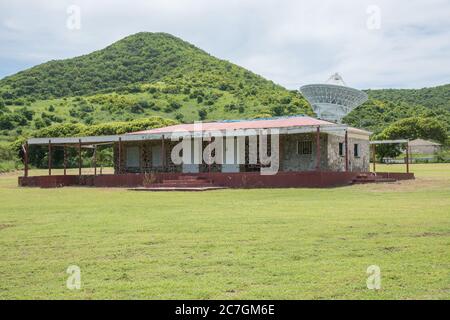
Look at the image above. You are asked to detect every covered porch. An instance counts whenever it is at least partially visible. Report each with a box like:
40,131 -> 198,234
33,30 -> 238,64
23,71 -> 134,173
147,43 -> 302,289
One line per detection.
18,123 -> 414,189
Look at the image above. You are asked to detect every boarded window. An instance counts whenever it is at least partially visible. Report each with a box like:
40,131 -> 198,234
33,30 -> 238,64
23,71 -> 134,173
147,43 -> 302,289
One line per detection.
126,146 -> 140,168
354,144 -> 360,157
152,145 -> 162,166
297,140 -> 312,155
339,143 -> 344,156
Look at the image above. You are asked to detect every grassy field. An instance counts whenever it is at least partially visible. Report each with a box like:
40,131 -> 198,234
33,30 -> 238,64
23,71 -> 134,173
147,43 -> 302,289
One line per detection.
0,164 -> 449,299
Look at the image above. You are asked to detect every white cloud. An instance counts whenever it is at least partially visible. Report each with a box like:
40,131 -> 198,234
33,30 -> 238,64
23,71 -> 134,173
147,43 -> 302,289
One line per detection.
0,0 -> 449,89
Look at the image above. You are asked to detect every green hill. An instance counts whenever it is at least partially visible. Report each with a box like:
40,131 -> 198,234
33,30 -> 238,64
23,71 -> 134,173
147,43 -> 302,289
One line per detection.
366,85 -> 450,110
0,32 -> 311,141
343,85 -> 450,133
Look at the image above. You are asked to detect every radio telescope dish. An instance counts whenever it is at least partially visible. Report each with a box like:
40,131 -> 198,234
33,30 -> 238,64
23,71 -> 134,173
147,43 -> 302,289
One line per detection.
300,73 -> 368,123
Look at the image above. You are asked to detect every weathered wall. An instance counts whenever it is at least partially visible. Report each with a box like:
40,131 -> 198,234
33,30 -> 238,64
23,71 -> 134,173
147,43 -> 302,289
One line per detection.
280,133 -> 328,171
409,145 -> 441,154
327,134 -> 369,172
115,132 -> 370,173
349,135 -> 370,172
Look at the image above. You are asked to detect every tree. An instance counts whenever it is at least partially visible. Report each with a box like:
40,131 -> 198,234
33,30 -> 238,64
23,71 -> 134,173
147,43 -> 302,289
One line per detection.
97,148 -> 113,174
377,116 -> 447,143
17,107 -> 34,121
174,113 -> 184,122
373,116 -> 448,160
271,105 -> 285,116
198,108 -> 207,120
0,115 -> 14,130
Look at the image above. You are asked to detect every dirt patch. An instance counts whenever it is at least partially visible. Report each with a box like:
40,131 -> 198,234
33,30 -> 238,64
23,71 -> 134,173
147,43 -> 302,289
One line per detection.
413,231 -> 450,238
0,223 -> 15,231
356,177 -> 450,192
382,246 -> 403,252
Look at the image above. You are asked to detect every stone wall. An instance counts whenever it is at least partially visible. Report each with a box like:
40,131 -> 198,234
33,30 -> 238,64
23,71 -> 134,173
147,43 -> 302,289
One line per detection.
115,132 -> 370,173
327,133 -> 369,172
280,133 -> 328,171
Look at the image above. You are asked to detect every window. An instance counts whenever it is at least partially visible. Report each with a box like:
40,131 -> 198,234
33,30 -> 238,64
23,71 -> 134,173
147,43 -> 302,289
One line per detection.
354,144 -> 359,157
297,140 -> 312,155
339,143 -> 344,156
126,146 -> 140,167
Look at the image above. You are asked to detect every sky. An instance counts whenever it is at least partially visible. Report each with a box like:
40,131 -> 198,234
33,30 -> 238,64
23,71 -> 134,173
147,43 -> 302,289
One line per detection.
1,0 -> 449,90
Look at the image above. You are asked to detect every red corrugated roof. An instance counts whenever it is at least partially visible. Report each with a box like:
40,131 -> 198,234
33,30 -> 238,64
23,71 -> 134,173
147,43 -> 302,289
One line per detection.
129,116 -> 334,134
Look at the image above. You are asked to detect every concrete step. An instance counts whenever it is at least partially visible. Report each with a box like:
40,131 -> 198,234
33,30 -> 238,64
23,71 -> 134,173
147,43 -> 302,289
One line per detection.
162,179 -> 213,184
355,173 -> 377,179
177,176 -> 208,181
151,183 -> 215,188
130,186 -> 227,192
352,177 -> 396,184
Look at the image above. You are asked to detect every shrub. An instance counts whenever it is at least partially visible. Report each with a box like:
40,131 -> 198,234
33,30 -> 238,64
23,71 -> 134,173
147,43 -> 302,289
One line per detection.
198,108 -> 207,120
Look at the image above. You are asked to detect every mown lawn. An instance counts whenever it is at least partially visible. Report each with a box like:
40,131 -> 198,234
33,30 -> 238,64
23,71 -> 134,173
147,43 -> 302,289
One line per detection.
0,164 -> 449,299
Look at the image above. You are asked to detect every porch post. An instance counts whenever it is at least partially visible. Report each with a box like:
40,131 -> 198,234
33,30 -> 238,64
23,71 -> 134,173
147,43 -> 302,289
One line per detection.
24,142 -> 29,177
48,139 -> 52,176
139,142 -> 143,173
405,141 -> 410,173
316,126 -> 321,171
344,130 -> 349,172
63,146 -> 67,176
279,134 -> 283,171
372,144 -> 376,172
93,145 -> 97,176
161,134 -> 165,171
78,139 -> 82,177
118,137 -> 122,174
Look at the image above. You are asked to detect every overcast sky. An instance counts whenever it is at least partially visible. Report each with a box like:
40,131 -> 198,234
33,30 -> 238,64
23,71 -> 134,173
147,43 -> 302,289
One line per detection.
1,0 -> 449,89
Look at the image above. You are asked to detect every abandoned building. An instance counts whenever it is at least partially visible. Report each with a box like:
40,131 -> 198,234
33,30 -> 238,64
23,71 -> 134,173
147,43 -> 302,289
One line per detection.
19,116 -> 414,189
407,138 -> 442,154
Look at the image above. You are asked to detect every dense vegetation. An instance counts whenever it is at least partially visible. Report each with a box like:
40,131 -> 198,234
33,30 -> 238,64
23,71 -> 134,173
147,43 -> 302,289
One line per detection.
366,85 -> 450,111
344,85 -> 450,133
0,32 -> 311,132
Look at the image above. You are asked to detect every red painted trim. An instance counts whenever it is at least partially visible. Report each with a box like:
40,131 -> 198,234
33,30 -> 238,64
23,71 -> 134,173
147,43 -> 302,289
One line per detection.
18,171 -> 414,189
375,172 -> 415,180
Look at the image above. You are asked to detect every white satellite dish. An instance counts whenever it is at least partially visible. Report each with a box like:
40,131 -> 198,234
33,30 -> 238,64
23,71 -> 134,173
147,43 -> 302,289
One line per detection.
300,73 -> 368,123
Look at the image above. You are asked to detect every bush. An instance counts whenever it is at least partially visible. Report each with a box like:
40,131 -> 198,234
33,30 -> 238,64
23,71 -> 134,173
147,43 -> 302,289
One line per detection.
0,160 -> 17,173
0,115 -> 14,130
174,113 -> 184,122
0,143 -> 18,173
373,116 -> 448,160
198,108 -> 207,120
17,107 -> 34,121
